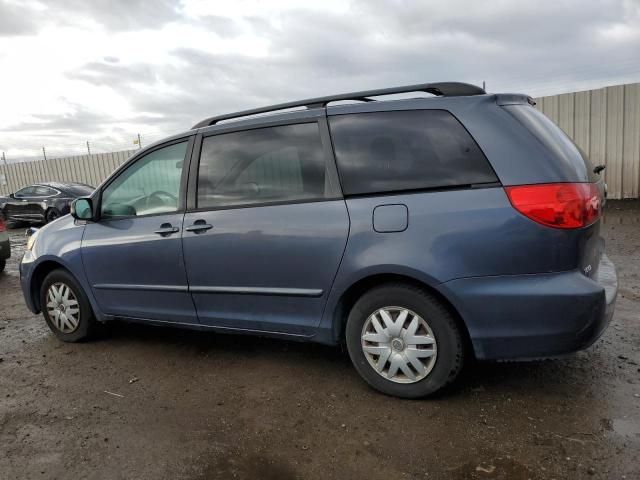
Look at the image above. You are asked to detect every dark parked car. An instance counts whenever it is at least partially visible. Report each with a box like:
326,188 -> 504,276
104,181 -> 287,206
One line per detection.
0,213 -> 9,272
19,82 -> 617,398
0,182 -> 94,225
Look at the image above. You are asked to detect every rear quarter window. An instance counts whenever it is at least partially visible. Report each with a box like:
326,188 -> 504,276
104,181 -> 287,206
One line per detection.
502,105 -> 599,183
328,110 -> 498,196
65,185 -> 94,196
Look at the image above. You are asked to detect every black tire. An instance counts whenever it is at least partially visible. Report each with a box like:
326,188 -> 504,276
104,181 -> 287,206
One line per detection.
6,219 -> 22,229
0,259 -> 5,273
345,283 -> 465,398
45,208 -> 62,224
40,268 -> 97,342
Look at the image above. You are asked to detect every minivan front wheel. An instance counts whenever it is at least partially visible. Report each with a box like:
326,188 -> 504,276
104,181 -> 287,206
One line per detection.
40,269 -> 97,342
346,284 -> 464,398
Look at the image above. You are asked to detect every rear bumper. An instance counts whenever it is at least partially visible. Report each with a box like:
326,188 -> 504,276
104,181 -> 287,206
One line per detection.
441,254 -> 617,360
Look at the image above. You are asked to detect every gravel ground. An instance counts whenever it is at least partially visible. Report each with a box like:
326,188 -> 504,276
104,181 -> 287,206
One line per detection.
0,201 -> 638,480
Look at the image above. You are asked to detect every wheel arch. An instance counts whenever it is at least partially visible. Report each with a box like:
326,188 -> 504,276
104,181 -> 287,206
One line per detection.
330,273 -> 473,356
30,260 -> 73,312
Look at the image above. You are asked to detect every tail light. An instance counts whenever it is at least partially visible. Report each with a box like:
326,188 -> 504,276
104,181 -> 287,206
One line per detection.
0,217 -> 5,233
505,183 -> 601,229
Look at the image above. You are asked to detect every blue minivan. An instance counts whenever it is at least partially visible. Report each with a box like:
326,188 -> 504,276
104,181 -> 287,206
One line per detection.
20,83 -> 617,397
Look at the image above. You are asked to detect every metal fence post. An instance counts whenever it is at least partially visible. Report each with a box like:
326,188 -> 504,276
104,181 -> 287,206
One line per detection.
0,152 -> 8,192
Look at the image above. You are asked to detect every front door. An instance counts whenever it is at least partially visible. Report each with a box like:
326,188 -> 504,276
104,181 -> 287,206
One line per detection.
182,121 -> 349,336
6,186 -> 36,221
82,138 -> 197,324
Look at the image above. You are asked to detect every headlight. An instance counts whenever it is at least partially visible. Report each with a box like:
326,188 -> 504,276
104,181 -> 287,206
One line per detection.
26,229 -> 39,251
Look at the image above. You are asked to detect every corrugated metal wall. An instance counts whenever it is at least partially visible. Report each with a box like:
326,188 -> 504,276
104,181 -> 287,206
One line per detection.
0,150 -> 136,196
1,82 -> 639,199
535,82 -> 640,199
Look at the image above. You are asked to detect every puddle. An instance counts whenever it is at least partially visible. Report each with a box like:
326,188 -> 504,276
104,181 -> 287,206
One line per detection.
612,417 -> 640,438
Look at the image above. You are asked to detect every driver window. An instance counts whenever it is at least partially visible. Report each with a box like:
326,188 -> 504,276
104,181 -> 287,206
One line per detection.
101,141 -> 187,218
15,187 -> 35,198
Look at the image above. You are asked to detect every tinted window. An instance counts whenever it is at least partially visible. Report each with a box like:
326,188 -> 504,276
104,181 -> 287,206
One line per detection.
504,105 -> 599,182
329,110 -> 497,195
65,185 -> 94,196
34,186 -> 58,196
197,123 -> 334,209
101,141 -> 187,217
15,186 -> 36,197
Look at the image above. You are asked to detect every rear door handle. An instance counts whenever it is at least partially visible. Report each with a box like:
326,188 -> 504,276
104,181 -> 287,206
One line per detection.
185,221 -> 213,233
154,223 -> 179,236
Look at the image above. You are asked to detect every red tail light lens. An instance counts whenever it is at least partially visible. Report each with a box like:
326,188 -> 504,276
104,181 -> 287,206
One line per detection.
0,217 -> 5,232
505,183 -> 601,229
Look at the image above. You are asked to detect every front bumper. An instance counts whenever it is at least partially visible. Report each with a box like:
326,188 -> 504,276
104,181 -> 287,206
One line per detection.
19,252 -> 39,314
441,254 -> 618,360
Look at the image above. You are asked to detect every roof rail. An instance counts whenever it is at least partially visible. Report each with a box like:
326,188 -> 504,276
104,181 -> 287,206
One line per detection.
192,81 -> 486,129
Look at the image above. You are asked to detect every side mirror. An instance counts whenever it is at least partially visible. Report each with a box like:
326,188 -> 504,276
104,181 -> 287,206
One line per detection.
9,193 -> 15,199
71,198 -> 95,221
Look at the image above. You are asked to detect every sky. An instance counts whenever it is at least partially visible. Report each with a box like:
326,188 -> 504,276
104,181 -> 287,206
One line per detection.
0,0 -> 639,160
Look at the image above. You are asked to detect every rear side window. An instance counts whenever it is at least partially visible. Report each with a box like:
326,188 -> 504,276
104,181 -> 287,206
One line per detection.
66,185 -> 94,196
503,105 -> 599,182
329,110 -> 497,195
197,123 -> 338,209
34,186 -> 56,196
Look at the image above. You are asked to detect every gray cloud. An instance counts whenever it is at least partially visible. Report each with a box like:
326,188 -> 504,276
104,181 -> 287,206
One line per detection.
44,0 -> 184,31
68,61 -> 158,87
0,2 -> 40,36
196,15 -> 242,37
0,0 -> 183,37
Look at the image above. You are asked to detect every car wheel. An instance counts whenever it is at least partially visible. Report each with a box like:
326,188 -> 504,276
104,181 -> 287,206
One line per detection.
345,283 -> 465,398
45,208 -> 62,224
40,269 -> 97,342
0,260 -> 5,273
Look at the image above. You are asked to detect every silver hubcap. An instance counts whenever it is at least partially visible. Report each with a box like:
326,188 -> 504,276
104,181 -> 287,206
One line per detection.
361,306 -> 437,384
46,283 -> 80,333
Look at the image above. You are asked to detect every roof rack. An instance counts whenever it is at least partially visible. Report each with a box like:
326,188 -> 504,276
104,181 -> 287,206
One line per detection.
192,81 -> 486,129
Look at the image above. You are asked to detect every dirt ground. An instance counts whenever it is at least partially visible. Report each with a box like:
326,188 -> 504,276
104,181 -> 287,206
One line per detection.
0,201 -> 638,480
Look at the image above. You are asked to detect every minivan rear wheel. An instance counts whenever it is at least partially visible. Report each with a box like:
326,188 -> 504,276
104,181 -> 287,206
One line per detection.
40,269 -> 97,342
346,284 -> 464,398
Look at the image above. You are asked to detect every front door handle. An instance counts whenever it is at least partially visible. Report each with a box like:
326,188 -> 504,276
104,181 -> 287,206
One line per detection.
154,223 -> 179,236
185,220 -> 213,233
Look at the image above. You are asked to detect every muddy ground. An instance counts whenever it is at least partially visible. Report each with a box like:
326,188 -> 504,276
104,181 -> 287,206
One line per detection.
0,201 -> 638,480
